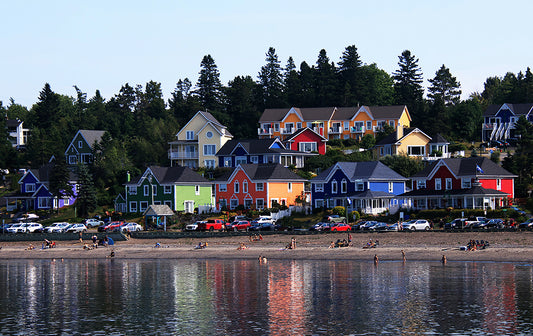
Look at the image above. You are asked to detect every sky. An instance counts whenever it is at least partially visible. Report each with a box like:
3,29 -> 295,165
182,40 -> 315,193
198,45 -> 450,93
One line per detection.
1,0 -> 532,109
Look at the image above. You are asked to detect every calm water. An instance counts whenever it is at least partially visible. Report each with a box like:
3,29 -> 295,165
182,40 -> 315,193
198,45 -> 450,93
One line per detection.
0,259 -> 533,335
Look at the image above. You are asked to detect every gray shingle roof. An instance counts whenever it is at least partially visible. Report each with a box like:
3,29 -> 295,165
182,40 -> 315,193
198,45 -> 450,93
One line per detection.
400,186 -> 508,197
128,166 -> 209,185
216,163 -> 306,182
365,105 -> 408,120
79,130 -> 106,148
411,157 -> 516,178
313,161 -> 407,182
428,133 -> 449,144
483,103 -> 533,117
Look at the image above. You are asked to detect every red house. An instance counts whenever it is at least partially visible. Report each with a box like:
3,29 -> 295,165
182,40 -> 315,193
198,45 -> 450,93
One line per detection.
401,157 -> 516,210
284,127 -> 327,155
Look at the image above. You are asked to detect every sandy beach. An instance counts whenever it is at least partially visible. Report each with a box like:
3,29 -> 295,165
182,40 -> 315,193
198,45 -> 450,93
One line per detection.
2,231 -> 533,263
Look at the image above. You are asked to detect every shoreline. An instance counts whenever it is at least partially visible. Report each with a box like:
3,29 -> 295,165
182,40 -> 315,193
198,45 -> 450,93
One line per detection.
1,231 -> 533,263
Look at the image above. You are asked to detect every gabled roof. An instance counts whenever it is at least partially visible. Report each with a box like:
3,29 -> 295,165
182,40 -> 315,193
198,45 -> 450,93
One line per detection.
260,107 -> 338,123
312,161 -> 407,182
6,119 -> 23,128
144,204 -> 174,216
400,186 -> 509,197
177,111 -> 232,138
215,163 -> 306,182
376,128 -> 431,146
285,127 -> 327,142
330,107 -> 358,120
428,133 -> 449,144
127,166 -> 209,185
21,163 -> 78,184
411,157 -> 517,179
366,105 -> 410,120
483,103 -> 533,117
217,138 -> 282,156
78,130 -> 106,148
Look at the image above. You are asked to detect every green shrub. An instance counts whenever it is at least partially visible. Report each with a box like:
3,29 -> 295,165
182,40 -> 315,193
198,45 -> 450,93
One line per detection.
332,206 -> 346,217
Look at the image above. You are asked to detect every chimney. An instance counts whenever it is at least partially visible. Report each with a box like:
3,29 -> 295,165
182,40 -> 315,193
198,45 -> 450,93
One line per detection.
396,124 -> 403,139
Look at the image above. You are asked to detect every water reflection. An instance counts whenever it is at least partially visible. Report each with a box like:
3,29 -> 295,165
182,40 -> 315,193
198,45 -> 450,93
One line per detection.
0,259 -> 532,335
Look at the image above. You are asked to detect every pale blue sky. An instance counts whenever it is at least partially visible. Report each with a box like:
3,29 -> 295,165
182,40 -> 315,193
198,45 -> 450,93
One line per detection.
1,0 -> 531,108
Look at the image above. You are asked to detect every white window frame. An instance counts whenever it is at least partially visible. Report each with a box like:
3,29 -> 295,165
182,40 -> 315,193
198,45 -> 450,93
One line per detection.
341,179 -> 347,193
497,179 -> 501,190
152,185 -> 157,196
288,182 -> 292,193
219,184 -> 227,192
204,160 -> 216,168
435,178 -> 442,190
164,186 -> 172,194
244,198 -> 253,209
445,178 -> 452,190
315,199 -> 324,208
144,185 -> 149,196
296,122 -> 302,129
186,130 -> 194,140
26,183 -> 35,193
164,200 -> 173,209
388,182 -> 393,193
299,142 -> 317,153
243,181 -> 248,193
366,121 -> 372,130
195,185 -> 200,196
274,123 -> 280,132
356,181 -> 364,191
224,157 -> 232,167
230,199 -> 238,210
128,186 -> 137,195
256,198 -> 264,209
203,144 -> 216,156
78,140 -> 83,148
250,156 -> 258,164
234,181 -> 239,193
344,121 -> 350,131
219,199 -> 227,209
256,182 -> 264,191
69,156 -> 77,164
332,180 -> 338,194
315,183 -> 324,192
236,156 -> 247,165
417,180 -> 426,189
462,178 -> 471,189
140,201 -> 148,212
389,120 -> 395,128
38,197 -> 51,208
129,202 -> 137,213
407,146 -> 425,156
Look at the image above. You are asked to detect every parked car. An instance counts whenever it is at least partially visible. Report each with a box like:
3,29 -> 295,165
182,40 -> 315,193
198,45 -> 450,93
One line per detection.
13,213 -> 39,222
386,223 -> 400,231
24,223 -> 43,233
371,222 -> 390,231
402,219 -> 431,231
185,221 -> 204,231
465,216 -> 488,228
360,221 -> 379,231
119,222 -> 142,232
445,218 -> 468,230
99,221 -> 123,232
228,220 -> 251,231
485,219 -> 505,229
85,218 -> 104,228
519,218 -> 533,229
330,223 -> 352,232
45,222 -> 70,233
7,223 -> 27,233
249,221 -> 280,231
1,224 -> 13,232
65,224 -> 88,233
255,216 -> 276,225
310,222 -> 329,231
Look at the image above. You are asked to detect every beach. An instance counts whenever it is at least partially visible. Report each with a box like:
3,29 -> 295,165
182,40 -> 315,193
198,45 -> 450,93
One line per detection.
1,231 -> 533,262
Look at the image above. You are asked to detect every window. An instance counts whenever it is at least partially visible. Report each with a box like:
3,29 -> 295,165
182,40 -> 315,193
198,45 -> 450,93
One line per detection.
140,201 -> 148,212
445,178 -> 452,190
296,122 -> 302,129
25,183 -> 35,193
69,156 -> 77,164
389,120 -> 395,128
81,153 -> 91,163
195,185 -> 200,195
288,182 -> 292,193
164,200 -> 173,209
128,186 -> 137,195
129,202 -> 137,212
64,198 -> 70,206
341,180 -> 347,193
78,140 -> 83,148
497,179 -> 501,190
204,160 -> 216,168
299,142 -> 317,152
462,178 -> 471,189
144,185 -> 149,196
203,144 -> 216,156
164,186 -> 172,194
435,178 -> 442,190
332,180 -> 338,194
234,181 -> 239,193
271,199 -> 279,207
251,156 -> 258,164
38,197 -> 51,208
243,181 -> 248,193
186,130 -> 194,140
206,131 -> 213,138
366,121 -> 372,130
417,180 -> 426,189
219,184 -> 227,192
315,183 -> 324,192
256,182 -> 264,191
219,199 -> 227,209
154,201 -> 161,205
380,147 -> 384,156
274,123 -> 280,132
224,157 -> 232,167
407,146 -> 425,156
244,199 -> 253,209
388,182 -> 393,193
356,181 -> 364,191
285,123 -> 294,133
344,121 -> 349,130
236,156 -> 247,165
256,199 -> 264,209
315,199 -> 324,208
230,199 -> 238,209
152,185 -> 157,196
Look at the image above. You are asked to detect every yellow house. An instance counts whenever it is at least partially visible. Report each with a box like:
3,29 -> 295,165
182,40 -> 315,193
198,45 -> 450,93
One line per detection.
258,105 -> 411,141
168,111 -> 233,168
374,126 -> 450,160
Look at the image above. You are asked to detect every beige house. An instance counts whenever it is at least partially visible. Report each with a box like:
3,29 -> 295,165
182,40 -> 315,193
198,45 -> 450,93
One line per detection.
374,126 -> 450,160
168,111 -> 233,168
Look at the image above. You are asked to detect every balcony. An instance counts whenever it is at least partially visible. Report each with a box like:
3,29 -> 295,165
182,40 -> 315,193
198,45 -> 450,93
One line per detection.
350,126 -> 364,133
281,128 -> 294,135
169,151 -> 199,160
258,128 -> 273,136
329,127 -> 341,134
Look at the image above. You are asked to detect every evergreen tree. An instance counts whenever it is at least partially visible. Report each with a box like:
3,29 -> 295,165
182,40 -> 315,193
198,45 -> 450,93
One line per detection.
168,78 -> 201,127
225,75 -> 260,138
284,57 -> 301,106
195,54 -> 224,113
143,81 -> 166,120
298,61 -> 315,107
358,64 -> 395,105
75,163 -> 97,218
314,49 -> 338,106
338,45 -> 363,105
258,47 -> 285,108
428,64 -> 462,106
49,154 -> 73,212
392,50 -> 425,127
31,83 -> 60,129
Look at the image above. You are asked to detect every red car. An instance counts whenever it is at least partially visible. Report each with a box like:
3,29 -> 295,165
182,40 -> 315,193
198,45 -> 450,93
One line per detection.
227,220 -> 251,231
330,223 -> 352,232
104,221 -> 124,232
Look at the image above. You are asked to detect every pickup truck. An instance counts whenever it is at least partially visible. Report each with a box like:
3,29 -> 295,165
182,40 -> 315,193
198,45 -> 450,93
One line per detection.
465,216 -> 487,228
197,219 -> 227,231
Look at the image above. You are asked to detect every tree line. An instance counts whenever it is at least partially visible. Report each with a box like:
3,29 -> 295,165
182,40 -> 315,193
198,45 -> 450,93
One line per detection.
0,45 -> 532,204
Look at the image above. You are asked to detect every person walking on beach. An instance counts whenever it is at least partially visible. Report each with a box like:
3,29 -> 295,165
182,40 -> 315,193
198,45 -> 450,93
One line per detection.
441,255 -> 447,264
291,237 -> 296,249
374,254 -> 379,265
79,232 -> 83,243
401,250 -> 406,263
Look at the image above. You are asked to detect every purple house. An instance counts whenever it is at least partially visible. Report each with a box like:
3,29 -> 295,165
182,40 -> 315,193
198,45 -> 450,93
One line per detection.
8,163 -> 78,211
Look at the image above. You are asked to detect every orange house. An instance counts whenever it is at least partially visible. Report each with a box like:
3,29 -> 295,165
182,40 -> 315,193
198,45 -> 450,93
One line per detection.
214,163 -> 306,210
258,106 -> 411,141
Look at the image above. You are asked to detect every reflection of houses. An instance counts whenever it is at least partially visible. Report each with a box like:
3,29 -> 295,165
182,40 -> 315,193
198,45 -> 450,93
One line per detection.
310,161 -> 407,215
6,163 -> 77,211
214,163 -> 306,210
481,103 -> 533,142
123,166 -> 213,213
168,111 -> 233,168
216,138 -> 315,169
6,119 -> 29,149
400,157 -> 516,210
65,129 -> 105,165
374,126 -> 450,160
258,105 -> 411,141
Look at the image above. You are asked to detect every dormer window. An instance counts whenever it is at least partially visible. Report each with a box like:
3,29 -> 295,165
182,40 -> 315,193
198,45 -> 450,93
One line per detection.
78,141 -> 83,148
186,130 -> 194,140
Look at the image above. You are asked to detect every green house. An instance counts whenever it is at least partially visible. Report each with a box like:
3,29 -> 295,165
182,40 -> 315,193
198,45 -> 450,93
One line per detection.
124,166 -> 213,213
65,130 -> 106,165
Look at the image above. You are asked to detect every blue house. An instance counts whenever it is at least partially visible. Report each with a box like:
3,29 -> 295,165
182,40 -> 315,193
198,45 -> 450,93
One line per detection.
310,161 -> 408,215
216,138 -> 315,168
7,163 -> 78,211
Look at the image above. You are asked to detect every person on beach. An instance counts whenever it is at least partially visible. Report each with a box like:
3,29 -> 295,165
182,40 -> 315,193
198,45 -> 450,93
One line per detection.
347,233 -> 352,246
26,244 -> 34,250
92,235 -> 97,245
79,232 -> 83,243
291,237 -> 296,249
154,242 -> 161,248
329,241 -> 335,249
441,255 -> 447,264
237,242 -> 247,250
258,255 -> 267,264
374,254 -> 379,265
401,250 -> 406,262
108,249 -> 115,258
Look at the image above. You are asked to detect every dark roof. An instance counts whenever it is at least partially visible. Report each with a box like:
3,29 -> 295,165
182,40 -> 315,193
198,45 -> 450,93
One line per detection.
216,138 -> 280,156
79,130 -> 106,147
411,157 -> 516,178
128,166 -> 209,185
259,108 -> 292,123
428,133 -> 449,144
313,161 -> 407,182
216,164 -> 306,182
399,186 -> 509,197
483,103 -> 533,117
331,107 -> 358,120
365,105 -> 408,120
29,163 -> 78,182
6,119 -> 22,128
285,127 -> 327,142
346,190 -> 395,198
198,111 -> 233,137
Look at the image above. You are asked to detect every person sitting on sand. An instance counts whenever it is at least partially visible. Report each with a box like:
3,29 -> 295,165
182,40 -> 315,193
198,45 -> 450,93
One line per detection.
329,241 -> 335,249
194,242 -> 208,249
237,242 -> 248,250
108,249 -> 115,258
363,239 -> 375,249
154,242 -> 161,248
26,244 -> 35,250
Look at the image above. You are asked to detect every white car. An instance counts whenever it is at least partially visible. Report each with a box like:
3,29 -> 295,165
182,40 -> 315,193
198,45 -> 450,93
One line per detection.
256,216 -> 276,225
45,222 -> 70,233
24,223 -> 43,233
402,219 -> 431,231
120,222 -> 142,232
85,218 -> 104,228
65,224 -> 88,233
185,221 -> 204,231
7,223 -> 27,233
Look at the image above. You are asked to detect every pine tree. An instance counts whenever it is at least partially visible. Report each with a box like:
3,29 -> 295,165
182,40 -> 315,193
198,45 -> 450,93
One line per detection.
76,164 -> 97,218
338,45 -> 363,105
284,57 -> 301,106
49,155 -> 73,212
195,54 -> 224,112
258,47 -> 285,108
428,64 -> 462,106
314,49 -> 338,106
393,50 -> 424,105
